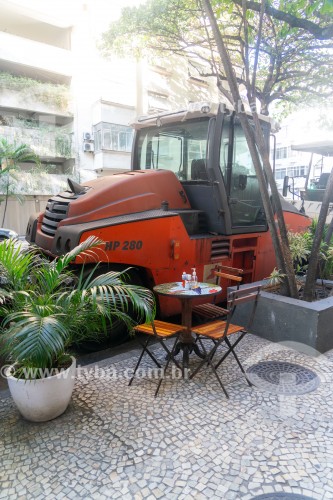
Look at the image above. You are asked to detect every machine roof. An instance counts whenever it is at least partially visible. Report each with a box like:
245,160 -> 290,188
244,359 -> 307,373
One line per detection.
291,140 -> 333,157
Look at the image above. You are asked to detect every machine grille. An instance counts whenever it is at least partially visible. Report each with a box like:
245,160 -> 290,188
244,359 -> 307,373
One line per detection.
41,192 -> 81,236
210,239 -> 230,260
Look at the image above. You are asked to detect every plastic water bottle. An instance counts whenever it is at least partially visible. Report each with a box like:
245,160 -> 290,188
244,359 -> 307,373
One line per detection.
192,267 -> 197,287
182,271 -> 187,288
186,274 -> 192,289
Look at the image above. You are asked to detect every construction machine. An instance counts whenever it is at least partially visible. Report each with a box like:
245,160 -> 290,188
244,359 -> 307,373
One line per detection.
26,102 -> 309,337
283,140 -> 333,221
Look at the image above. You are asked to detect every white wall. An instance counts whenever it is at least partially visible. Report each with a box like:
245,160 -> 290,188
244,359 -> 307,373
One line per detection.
0,195 -> 49,235
0,31 -> 72,78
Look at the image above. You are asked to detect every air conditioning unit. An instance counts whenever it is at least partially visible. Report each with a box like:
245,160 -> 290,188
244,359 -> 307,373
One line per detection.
83,142 -> 94,152
83,132 -> 93,141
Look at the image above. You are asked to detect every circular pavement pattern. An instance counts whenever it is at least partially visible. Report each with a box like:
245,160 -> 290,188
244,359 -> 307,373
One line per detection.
251,493 -> 316,500
246,360 -> 320,395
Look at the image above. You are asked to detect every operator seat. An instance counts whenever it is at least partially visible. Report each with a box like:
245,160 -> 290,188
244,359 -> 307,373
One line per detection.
191,159 -> 208,180
317,173 -> 330,189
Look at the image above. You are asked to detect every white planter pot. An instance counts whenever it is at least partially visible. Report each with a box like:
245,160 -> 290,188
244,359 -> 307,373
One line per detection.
6,356 -> 76,422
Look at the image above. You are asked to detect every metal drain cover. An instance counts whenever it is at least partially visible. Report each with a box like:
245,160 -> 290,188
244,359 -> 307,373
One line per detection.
247,361 -> 320,395
251,494 -> 315,500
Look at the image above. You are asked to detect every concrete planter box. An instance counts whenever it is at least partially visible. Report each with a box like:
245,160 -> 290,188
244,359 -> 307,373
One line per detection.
231,281 -> 333,353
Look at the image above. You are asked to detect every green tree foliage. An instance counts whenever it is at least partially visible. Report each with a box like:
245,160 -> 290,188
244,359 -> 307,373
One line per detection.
101,0 -> 333,115
102,0 -> 333,300
0,138 -> 40,173
230,0 -> 333,39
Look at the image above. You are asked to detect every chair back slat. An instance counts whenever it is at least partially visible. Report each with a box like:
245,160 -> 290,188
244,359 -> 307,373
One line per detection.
228,284 -> 262,301
215,271 -> 243,283
232,292 -> 258,305
227,285 -> 261,331
212,265 -> 244,303
218,265 -> 244,275
193,264 -> 244,319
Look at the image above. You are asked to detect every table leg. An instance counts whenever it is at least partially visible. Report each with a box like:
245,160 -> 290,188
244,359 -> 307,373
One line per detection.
180,298 -> 193,343
174,299 -> 206,371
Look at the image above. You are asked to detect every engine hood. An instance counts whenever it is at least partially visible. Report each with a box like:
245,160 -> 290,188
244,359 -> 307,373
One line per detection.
62,169 -> 189,226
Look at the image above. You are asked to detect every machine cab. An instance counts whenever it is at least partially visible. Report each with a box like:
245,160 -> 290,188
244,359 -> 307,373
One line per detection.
131,102 -> 270,236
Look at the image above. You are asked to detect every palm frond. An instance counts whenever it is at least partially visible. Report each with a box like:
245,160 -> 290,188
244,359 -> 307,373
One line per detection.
75,266 -> 155,321
0,239 -> 36,289
57,236 -> 103,270
3,314 -> 68,367
0,138 -> 40,167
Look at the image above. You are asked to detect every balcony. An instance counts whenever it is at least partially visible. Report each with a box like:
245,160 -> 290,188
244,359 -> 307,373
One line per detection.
0,31 -> 72,83
0,125 -> 74,161
0,72 -> 73,116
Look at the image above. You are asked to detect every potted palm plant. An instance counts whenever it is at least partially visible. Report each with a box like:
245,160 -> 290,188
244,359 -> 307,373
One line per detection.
0,236 -> 154,422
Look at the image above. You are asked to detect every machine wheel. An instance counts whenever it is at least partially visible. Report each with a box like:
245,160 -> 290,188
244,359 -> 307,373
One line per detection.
75,264 -> 145,351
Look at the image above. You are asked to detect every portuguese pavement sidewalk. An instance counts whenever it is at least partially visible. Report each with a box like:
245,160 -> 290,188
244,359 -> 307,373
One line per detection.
1,333 -> 333,500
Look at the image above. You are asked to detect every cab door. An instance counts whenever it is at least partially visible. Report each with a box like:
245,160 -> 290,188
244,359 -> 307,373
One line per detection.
219,114 -> 268,234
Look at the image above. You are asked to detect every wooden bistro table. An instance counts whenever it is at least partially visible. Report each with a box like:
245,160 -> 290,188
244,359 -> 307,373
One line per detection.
153,282 -> 222,373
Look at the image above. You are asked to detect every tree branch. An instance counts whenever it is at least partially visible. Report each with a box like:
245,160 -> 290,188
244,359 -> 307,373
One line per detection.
232,0 -> 333,39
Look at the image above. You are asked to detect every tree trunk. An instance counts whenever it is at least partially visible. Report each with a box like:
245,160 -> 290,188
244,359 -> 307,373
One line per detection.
251,112 -> 298,297
1,173 -> 9,228
324,218 -> 333,246
201,0 -> 299,298
303,168 -> 333,301
324,180 -> 333,246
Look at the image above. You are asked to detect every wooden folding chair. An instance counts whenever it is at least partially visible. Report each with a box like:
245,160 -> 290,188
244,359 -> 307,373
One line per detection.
192,265 -> 243,322
129,320 -> 184,396
190,285 -> 261,398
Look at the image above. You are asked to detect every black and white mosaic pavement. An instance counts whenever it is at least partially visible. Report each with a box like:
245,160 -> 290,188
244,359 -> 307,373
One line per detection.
1,334 -> 333,500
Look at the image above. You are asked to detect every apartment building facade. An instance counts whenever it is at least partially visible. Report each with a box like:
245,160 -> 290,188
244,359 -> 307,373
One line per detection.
0,0 -> 219,232
0,0 -> 74,189
0,0 -> 219,176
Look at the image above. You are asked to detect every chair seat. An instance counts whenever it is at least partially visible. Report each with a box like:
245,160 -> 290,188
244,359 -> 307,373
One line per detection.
133,319 -> 184,338
193,320 -> 243,340
192,303 -> 228,319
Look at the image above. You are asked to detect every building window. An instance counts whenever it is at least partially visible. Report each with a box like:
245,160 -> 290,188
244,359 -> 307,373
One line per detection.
275,168 -> 286,180
275,166 -> 307,180
149,64 -> 171,76
147,91 -> 169,113
276,147 -> 288,160
93,123 -> 133,152
189,76 -> 209,88
287,165 -> 307,177
187,60 -> 209,85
